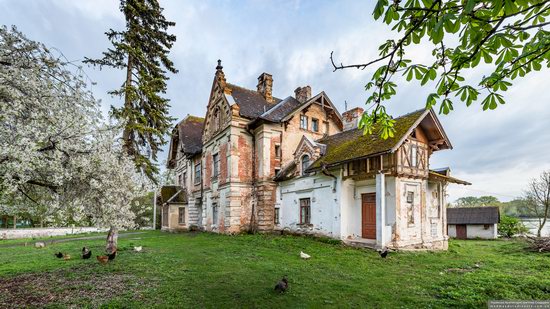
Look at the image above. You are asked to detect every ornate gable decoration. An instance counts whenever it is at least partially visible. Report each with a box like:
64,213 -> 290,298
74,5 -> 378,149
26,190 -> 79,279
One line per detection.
203,61 -> 232,143
293,135 -> 326,176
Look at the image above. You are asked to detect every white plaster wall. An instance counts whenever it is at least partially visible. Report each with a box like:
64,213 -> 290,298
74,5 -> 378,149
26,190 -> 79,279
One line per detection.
467,224 -> 497,239
277,174 -> 340,237
448,224 -> 457,238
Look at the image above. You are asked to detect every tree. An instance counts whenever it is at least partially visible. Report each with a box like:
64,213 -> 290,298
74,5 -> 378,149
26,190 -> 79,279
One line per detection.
523,170 -> 550,237
331,0 -> 550,138
453,195 -> 501,207
0,26 -> 145,251
498,215 -> 528,237
84,0 -> 178,181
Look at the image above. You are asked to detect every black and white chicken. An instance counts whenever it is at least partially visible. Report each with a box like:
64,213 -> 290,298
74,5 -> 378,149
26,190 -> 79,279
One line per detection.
274,276 -> 288,293
81,247 -> 92,259
377,248 -> 389,258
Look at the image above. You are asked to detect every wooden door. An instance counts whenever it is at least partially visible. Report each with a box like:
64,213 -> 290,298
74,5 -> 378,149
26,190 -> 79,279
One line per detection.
361,193 -> 376,239
456,224 -> 467,239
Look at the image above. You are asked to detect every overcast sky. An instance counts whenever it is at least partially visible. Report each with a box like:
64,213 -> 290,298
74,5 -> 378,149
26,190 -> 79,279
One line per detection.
2,0 -> 549,203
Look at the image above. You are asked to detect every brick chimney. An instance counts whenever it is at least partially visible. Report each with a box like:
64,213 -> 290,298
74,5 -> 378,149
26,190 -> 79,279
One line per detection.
294,86 -> 311,103
342,107 -> 364,131
257,73 -> 273,103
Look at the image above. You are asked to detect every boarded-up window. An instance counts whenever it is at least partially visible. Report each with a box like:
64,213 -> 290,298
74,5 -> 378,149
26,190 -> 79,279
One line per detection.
178,207 -> 186,225
300,198 -> 311,224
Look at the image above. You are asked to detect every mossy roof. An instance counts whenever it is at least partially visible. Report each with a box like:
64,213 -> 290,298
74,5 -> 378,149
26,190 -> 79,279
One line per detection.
309,109 -> 427,169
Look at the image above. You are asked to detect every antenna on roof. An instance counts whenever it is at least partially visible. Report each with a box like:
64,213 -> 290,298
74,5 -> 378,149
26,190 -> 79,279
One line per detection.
344,100 -> 348,111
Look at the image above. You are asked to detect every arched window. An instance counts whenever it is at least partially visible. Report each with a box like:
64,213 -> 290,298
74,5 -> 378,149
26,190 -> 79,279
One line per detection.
301,154 -> 310,175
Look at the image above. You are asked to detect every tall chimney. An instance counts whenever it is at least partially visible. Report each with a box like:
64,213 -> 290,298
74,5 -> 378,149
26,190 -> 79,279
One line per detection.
294,86 -> 311,103
342,107 -> 364,131
257,73 -> 273,103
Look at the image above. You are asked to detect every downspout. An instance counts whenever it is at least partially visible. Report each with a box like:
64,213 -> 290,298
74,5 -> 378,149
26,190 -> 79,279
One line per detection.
321,163 -> 337,193
246,126 -> 257,233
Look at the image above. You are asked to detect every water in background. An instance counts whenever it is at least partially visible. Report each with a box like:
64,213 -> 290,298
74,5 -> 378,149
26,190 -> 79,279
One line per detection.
521,218 -> 550,237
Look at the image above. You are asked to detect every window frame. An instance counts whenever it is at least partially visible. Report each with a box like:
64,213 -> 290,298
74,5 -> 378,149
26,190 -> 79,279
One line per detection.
274,208 -> 280,225
212,203 -> 218,226
194,163 -> 201,184
300,115 -> 308,130
178,207 -> 186,225
212,153 -> 220,180
299,198 -> 311,225
274,144 -> 281,158
301,154 -> 310,176
311,118 -> 319,132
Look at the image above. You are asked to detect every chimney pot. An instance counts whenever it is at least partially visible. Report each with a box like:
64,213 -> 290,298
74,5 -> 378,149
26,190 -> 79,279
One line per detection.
294,86 -> 311,103
342,107 -> 364,131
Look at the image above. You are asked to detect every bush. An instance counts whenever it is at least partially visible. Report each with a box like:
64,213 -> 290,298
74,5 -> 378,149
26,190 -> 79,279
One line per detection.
498,215 -> 529,237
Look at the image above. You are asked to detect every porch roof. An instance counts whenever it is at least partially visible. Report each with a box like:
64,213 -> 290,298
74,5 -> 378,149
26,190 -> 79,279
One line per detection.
428,171 -> 471,185
157,186 -> 188,204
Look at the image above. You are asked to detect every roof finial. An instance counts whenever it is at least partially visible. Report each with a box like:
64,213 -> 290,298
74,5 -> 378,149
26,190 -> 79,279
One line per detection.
216,59 -> 223,71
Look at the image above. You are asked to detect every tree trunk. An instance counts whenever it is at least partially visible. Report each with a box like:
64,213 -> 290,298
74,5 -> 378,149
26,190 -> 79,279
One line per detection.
106,226 -> 118,254
122,55 -> 134,156
13,216 -> 16,229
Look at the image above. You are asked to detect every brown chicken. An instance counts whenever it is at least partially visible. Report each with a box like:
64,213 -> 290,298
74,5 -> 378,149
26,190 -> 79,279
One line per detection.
96,255 -> 109,265
63,254 -> 71,261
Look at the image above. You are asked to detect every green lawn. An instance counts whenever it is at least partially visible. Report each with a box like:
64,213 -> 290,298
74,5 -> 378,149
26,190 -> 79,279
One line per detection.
1,231 -> 549,308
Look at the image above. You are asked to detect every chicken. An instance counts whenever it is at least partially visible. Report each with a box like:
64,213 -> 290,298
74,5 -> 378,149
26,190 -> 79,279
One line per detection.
54,252 -> 64,259
96,255 -> 109,265
274,277 -> 288,293
107,250 -> 117,261
63,254 -> 71,261
81,247 -> 92,259
133,246 -> 142,252
300,251 -> 311,259
377,248 -> 389,258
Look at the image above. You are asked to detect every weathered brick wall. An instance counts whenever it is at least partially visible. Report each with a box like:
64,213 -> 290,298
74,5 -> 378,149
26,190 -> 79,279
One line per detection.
219,142 -> 228,185
204,152 -> 212,189
238,135 -> 253,182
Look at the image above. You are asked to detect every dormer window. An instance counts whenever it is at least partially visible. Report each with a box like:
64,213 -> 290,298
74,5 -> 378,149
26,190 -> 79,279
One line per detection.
301,154 -> 310,175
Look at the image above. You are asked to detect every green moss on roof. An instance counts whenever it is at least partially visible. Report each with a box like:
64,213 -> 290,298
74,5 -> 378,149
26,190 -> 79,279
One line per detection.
311,109 -> 427,169
187,116 -> 205,123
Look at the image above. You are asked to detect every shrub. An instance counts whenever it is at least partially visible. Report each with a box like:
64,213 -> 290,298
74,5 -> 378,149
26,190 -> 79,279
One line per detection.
498,215 -> 529,237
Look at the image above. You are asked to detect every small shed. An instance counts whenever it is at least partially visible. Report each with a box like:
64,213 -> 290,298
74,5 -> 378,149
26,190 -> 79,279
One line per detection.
447,207 -> 500,239
157,186 -> 188,231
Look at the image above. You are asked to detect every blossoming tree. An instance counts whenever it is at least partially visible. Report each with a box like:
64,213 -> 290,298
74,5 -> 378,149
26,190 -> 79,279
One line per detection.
0,26 -> 146,251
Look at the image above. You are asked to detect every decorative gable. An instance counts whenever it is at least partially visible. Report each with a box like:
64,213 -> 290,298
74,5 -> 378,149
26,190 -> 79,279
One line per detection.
293,135 -> 326,176
203,66 -> 232,143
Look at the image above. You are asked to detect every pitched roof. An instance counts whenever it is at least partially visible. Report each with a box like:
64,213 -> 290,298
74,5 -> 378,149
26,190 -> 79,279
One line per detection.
428,171 -> 471,185
177,116 -> 204,156
447,207 -> 500,224
260,96 -> 302,122
226,83 -> 281,119
309,109 -> 427,169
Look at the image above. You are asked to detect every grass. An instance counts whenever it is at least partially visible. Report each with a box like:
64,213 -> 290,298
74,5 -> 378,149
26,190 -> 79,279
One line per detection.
0,231 -> 549,308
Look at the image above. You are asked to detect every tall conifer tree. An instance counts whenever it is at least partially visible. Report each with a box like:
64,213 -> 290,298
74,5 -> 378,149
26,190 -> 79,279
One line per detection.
85,0 -> 177,181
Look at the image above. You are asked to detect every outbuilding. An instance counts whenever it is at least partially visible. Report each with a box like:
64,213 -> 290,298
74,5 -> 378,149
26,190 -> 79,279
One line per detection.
447,207 -> 500,239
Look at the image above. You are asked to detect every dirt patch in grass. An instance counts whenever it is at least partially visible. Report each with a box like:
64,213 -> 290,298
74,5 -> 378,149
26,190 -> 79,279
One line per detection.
0,265 -> 149,308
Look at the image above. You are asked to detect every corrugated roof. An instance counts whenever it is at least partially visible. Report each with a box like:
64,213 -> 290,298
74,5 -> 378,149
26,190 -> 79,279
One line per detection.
226,83 -> 281,119
177,116 -> 204,156
309,109 -> 427,169
447,207 -> 500,224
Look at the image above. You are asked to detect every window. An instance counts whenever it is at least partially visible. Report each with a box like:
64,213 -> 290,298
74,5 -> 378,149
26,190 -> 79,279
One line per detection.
178,207 -> 186,225
483,224 -> 491,230
407,191 -> 415,225
274,144 -> 281,158
213,153 -> 219,179
212,203 -> 218,226
410,144 -> 418,167
300,115 -> 308,130
324,121 -> 330,135
312,118 -> 319,132
301,155 -> 310,175
300,198 -> 311,224
194,163 -> 201,184
274,168 -> 280,176
274,208 -> 280,225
